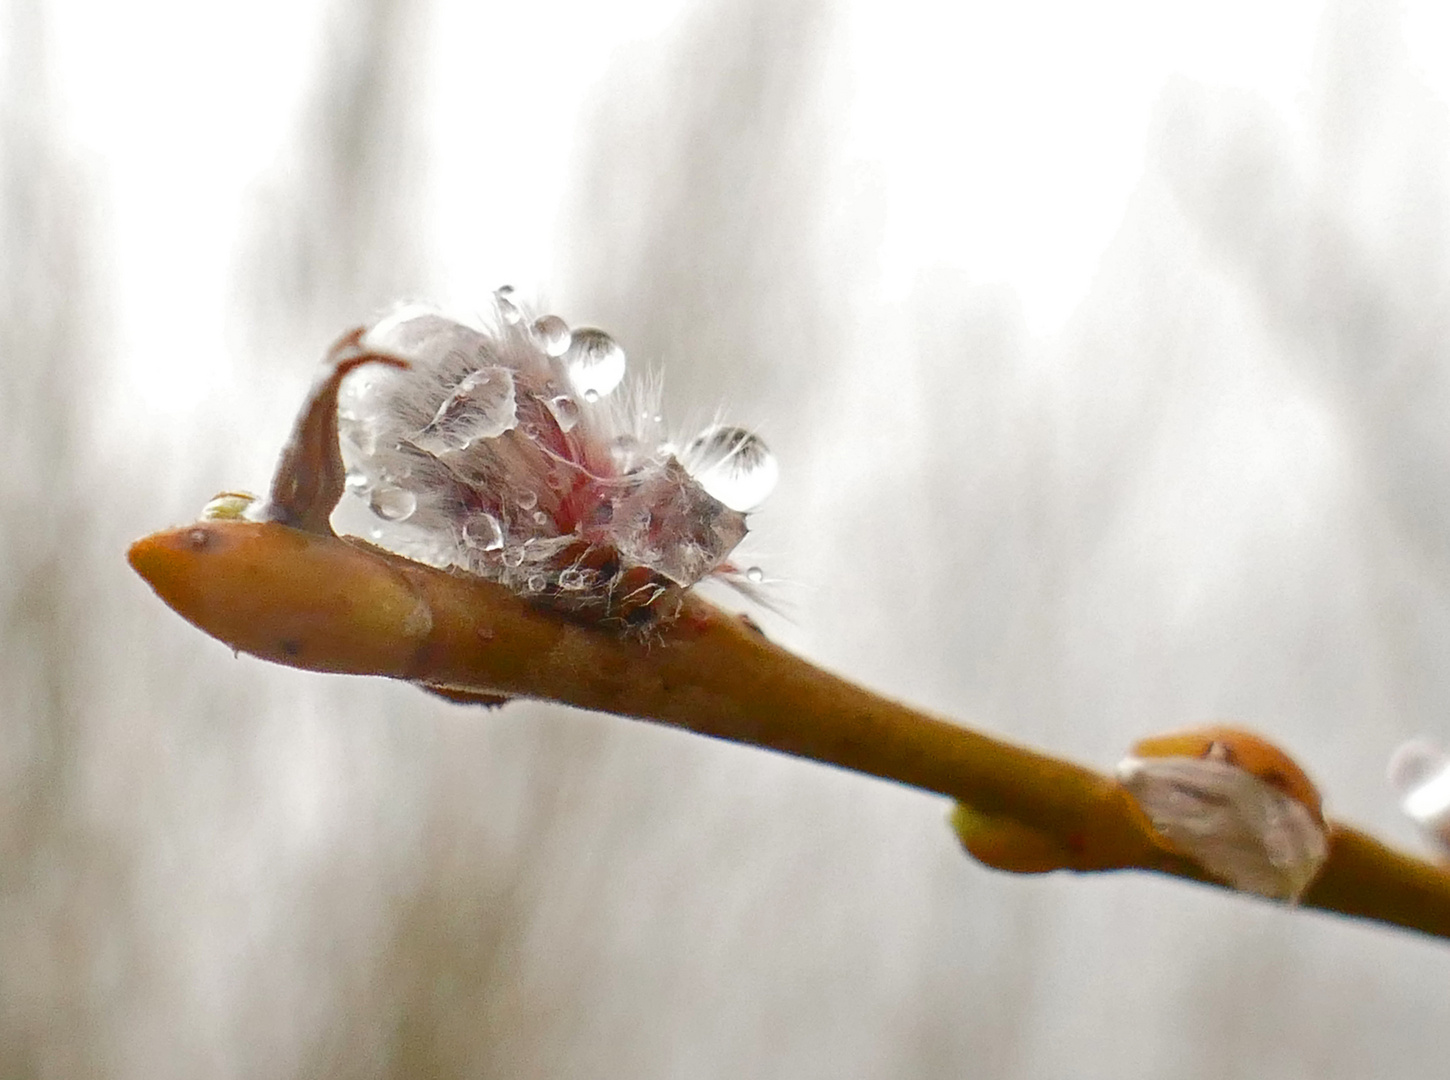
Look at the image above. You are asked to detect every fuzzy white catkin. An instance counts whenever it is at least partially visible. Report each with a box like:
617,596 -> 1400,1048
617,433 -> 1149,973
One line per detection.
335,293 -> 776,627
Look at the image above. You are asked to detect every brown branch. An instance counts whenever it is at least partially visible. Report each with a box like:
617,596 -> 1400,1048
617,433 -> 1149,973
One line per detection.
125,326 -> 1450,943
127,519 -> 1450,944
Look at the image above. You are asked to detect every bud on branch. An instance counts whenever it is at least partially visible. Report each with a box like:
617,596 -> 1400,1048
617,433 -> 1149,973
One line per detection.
128,298 -> 1450,945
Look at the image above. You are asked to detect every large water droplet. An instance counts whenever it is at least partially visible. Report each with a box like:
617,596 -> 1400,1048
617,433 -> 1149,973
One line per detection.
525,574 -> 547,593
746,566 -> 764,583
462,512 -> 504,551
565,328 -> 626,400
495,285 -> 522,325
517,490 -> 538,511
557,567 -> 588,590
414,367 -> 518,453
502,545 -> 526,568
532,314 -> 572,357
682,426 -> 778,511
601,460 -> 748,586
369,484 -> 417,522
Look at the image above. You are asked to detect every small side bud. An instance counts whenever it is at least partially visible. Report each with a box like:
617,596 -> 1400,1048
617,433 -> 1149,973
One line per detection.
1116,726 -> 1328,901
1388,740 -> 1450,856
950,803 -> 1076,874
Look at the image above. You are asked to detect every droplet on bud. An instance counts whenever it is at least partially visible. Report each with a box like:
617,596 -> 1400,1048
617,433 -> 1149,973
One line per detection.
746,566 -> 765,583
495,285 -> 522,325
462,512 -> 504,551
369,484 -> 418,522
545,394 -> 580,432
532,314 -> 572,357
201,491 -> 257,520
414,367 -> 518,453
564,328 -> 627,400
682,425 -> 778,512
344,469 -> 372,496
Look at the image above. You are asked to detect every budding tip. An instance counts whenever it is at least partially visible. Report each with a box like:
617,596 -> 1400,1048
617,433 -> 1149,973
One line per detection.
126,534 -> 155,584
128,520 -> 434,676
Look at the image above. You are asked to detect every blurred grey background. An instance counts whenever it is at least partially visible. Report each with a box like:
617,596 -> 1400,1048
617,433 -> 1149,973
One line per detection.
5,0 -> 1450,1075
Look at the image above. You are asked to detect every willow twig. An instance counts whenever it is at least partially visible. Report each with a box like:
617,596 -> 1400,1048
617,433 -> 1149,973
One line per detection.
128,518 -> 1450,943
127,325 -> 1450,945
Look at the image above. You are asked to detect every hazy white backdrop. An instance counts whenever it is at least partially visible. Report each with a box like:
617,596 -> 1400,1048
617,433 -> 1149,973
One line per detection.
5,0 -> 1450,1075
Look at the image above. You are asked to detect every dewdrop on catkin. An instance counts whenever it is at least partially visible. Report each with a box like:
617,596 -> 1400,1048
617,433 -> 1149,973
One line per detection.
334,292 -> 775,628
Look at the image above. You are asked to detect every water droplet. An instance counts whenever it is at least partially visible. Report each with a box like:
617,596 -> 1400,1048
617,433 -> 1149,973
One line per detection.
558,568 -> 588,590
545,394 -> 580,432
682,426 -> 779,512
746,566 -> 764,583
495,285 -> 522,325
525,574 -> 547,593
583,388 -> 600,403
414,367 -> 518,453
513,491 -> 536,511
565,328 -> 626,400
201,491 -> 256,520
369,484 -> 417,522
532,314 -> 572,357
344,470 -> 372,496
462,512 -> 504,551
600,460 -> 748,587
532,510 -> 549,526
502,546 -> 526,568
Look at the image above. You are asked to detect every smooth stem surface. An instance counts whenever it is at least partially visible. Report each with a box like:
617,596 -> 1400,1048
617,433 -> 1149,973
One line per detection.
129,520 -> 1450,944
